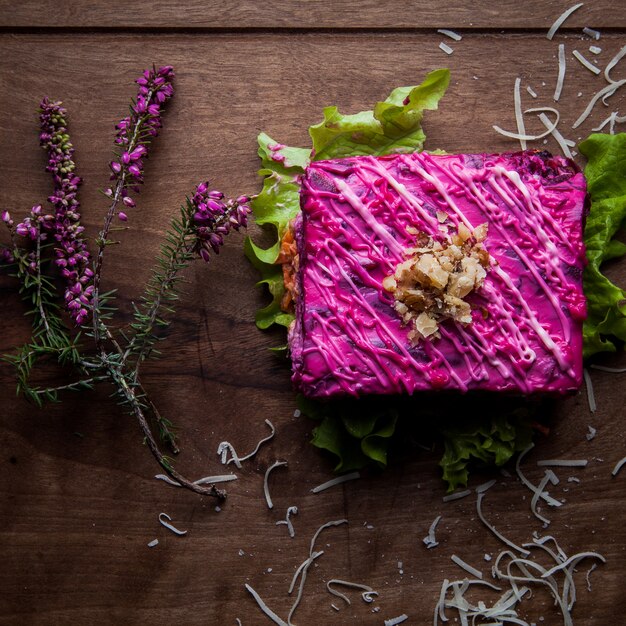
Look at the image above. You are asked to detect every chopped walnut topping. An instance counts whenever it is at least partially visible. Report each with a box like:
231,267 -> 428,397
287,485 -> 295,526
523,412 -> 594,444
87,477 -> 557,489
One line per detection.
384,222 -> 491,343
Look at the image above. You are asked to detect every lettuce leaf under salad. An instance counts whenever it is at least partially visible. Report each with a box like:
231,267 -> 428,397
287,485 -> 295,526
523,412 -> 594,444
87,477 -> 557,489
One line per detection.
246,69 -> 626,492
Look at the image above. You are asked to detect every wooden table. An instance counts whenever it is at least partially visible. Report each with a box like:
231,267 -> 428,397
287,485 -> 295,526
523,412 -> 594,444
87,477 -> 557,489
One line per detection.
1,2 -> 625,624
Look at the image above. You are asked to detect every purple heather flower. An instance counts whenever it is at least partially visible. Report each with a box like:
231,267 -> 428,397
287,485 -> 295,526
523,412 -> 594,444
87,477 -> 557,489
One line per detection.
36,97 -> 91,325
109,65 -> 175,201
118,211 -> 128,222
189,181 -> 250,263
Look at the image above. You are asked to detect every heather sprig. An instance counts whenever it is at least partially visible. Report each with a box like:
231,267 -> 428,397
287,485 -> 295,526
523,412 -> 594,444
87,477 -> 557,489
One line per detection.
3,65 -> 251,499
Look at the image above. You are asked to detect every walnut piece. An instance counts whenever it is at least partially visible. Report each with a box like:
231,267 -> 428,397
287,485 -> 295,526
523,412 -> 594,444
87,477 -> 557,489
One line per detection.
383,221 -> 491,343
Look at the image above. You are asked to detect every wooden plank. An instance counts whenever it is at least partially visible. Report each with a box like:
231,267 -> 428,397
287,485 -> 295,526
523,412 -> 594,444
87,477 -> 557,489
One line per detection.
1,30 -> 626,625
0,0 -> 624,30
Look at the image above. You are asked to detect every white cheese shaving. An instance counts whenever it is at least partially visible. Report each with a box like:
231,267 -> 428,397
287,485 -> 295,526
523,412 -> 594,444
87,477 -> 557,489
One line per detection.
311,471 -> 360,493
572,49 -> 601,74
541,551 -> 606,578
476,492 -> 530,556
582,26 -> 601,39
476,479 -> 497,494
451,555 -> 483,579
288,551 -> 323,625
158,512 -> 188,536
147,538 -> 159,548
526,85 -> 538,98
530,470 -> 559,525
514,77 -> 527,150
586,426 -> 597,441
384,614 -> 408,626
439,42 -> 454,55
326,579 -> 377,605
537,459 -> 588,467
154,473 -> 237,487
589,45 -> 602,54
264,460 -> 288,509
493,108 -> 560,141
293,409 -> 301,418
554,43 -> 566,102
309,518 -> 348,557
584,368 -> 596,413
547,3 -> 584,40
612,455 -> 626,476
423,514 -> 442,549
586,563 -> 598,591
572,79 -> 626,128
443,489 -> 471,502
217,419 -> 276,468
536,111 -> 573,158
276,506 -> 298,538
245,583 -> 288,626
437,29 -> 462,41
236,619 -> 242,626
590,364 -> 626,373
516,444 -> 563,508
604,45 -> 626,84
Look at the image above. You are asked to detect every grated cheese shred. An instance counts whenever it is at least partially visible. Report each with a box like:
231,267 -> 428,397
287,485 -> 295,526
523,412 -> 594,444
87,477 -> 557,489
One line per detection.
451,555 -> 483,579
443,489 -> 471,502
572,79 -> 626,128
276,506 -> 298,538
439,42 -> 454,55
158,512 -> 188,536
612,456 -> 626,477
437,29 -> 462,41
384,614 -> 408,626
537,459 -> 588,467
245,583 -> 288,626
584,368 -> 597,413
311,471 -> 360,493
547,3 -> 584,40
326,579 -> 377,605
476,492 -> 530,556
572,49 -> 601,74
582,26 -> 601,39
423,514 -> 442,549
554,43 -> 566,102
264,460 -> 288,509
217,419 -> 276,468
514,77 -> 527,150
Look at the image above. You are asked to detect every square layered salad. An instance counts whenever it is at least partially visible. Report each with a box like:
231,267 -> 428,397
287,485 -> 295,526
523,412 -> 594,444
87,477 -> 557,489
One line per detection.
286,151 -> 587,398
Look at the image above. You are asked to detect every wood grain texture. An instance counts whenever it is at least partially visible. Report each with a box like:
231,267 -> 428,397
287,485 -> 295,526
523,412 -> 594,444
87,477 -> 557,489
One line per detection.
0,0 -> 621,30
1,18 -> 626,626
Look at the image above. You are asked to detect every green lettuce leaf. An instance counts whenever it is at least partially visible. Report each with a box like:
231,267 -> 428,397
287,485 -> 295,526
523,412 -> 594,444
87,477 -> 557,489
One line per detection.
310,68 -> 450,160
246,70 -> 450,330
578,133 -> 626,358
439,414 -> 534,493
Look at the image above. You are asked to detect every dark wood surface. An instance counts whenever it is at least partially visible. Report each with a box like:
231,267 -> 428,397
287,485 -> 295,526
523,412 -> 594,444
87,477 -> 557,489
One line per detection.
1,3 -> 625,624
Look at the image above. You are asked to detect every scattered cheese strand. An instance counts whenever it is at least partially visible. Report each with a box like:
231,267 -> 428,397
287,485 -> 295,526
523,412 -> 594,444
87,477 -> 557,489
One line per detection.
276,506 -> 298,538
147,539 -> 159,548
516,444 -> 563,508
476,492 -> 530,556
217,419 -> 276,468
423,515 -> 442,549
547,3 -> 584,40
612,456 -> 626,476
541,551 -> 606,579
554,43 -> 566,101
442,489 -> 471,502
451,555 -> 483,579
326,579 -> 377,605
158,512 -> 188,536
437,29 -> 462,41
537,111 -> 573,158
572,49 -> 601,74
572,79 -> 626,128
604,45 -> 626,84
475,479 -> 497,494
530,469 -> 559,525
582,26 -> 601,39
537,459 -> 588,467
586,425 -> 597,441
589,45 -> 602,54
288,551 -> 323,625
309,518 -> 348,557
493,108 -> 560,142
245,583 -> 288,626
526,85 -> 538,98
155,473 -> 237,487
583,367 -> 597,413
311,471 -> 360,493
264,461 -> 288,509
236,619 -> 242,626
384,614 -> 408,626
439,42 -> 454,55
514,77 -> 527,150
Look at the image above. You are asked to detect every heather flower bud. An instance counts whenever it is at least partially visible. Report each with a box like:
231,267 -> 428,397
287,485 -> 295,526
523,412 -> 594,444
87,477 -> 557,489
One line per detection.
122,196 -> 136,208
1,210 -> 11,224
110,161 -> 122,174
118,211 -> 128,222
